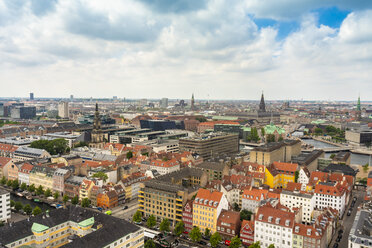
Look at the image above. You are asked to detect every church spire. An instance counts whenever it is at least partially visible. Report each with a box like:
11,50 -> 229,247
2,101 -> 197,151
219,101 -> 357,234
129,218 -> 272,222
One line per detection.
259,91 -> 266,112
357,95 -> 361,111
191,93 -> 195,111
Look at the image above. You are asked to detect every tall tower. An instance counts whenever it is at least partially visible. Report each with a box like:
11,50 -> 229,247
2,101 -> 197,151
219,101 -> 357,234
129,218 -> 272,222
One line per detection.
356,95 -> 361,121
191,93 -> 195,111
259,91 -> 266,112
58,101 -> 69,119
91,103 -> 104,144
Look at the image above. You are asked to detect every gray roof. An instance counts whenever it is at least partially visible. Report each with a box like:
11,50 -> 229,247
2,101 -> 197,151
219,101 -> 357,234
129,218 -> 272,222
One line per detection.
349,210 -> 372,246
323,163 -> 357,176
196,161 -> 226,172
15,146 -> 48,157
0,205 -> 140,247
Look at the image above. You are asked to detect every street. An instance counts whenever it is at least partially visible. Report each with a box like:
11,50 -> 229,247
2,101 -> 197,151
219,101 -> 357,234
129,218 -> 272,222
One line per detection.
111,198 -> 139,221
329,189 -> 365,248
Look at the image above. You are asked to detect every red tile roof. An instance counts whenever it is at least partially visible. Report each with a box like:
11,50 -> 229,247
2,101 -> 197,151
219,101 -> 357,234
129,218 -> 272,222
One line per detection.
272,161 -> 298,173
0,143 -> 18,152
256,203 -> 295,228
0,157 -> 12,168
194,188 -> 223,208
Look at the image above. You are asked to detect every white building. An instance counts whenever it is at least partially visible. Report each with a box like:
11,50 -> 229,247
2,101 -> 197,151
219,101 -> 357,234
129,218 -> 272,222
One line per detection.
280,189 -> 315,223
298,167 -> 310,190
348,210 -> 372,248
314,182 -> 347,217
18,163 -> 34,185
58,101 -> 69,118
0,189 -> 11,222
149,158 -> 180,175
13,147 -> 51,162
254,203 -> 298,248
241,188 -> 268,212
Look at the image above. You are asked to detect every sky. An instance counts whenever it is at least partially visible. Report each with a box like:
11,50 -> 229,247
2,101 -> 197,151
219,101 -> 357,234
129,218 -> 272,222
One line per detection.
0,0 -> 372,100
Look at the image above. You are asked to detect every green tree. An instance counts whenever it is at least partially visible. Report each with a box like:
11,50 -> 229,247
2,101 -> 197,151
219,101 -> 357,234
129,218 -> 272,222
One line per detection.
363,163 -> 369,173
53,192 -> 59,200
7,179 -> 12,187
63,195 -> 69,204
126,150 -> 133,159
314,128 -> 323,135
230,236 -> 242,248
44,188 -> 52,197
204,228 -> 211,238
23,204 -> 32,215
160,218 -> 170,232
0,221 -> 4,227
74,141 -> 88,148
261,127 -> 265,136
240,209 -> 252,221
30,138 -> 69,155
233,202 -> 240,211
250,127 -> 260,142
0,176 -> 6,185
278,136 -> 284,142
71,196 -> 79,205
14,201 -> 23,211
11,180 -> 19,190
81,198 -> 90,208
268,245 -> 275,248
174,221 -> 184,236
32,206 -> 42,216
210,232 -> 222,248
266,134 -> 276,143
92,172 -> 108,183
295,171 -> 299,183
144,240 -> 156,248
28,184 -> 35,192
20,182 -> 27,191
133,210 -> 142,223
10,200 -> 15,207
189,226 -> 202,242
330,154 -> 336,159
36,185 -> 44,195
146,214 -> 156,228
248,242 -> 261,248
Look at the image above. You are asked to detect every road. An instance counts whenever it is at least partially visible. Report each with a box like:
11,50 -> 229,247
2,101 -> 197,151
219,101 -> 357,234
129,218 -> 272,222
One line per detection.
111,198 -> 139,221
329,189 -> 365,248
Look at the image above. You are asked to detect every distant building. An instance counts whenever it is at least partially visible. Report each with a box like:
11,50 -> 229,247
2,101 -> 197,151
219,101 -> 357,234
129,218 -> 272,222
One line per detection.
0,103 -> 4,116
160,98 -> 168,108
10,106 -> 36,119
179,133 -> 239,160
140,119 -> 183,131
345,129 -> 372,145
30,92 -> 34,100
58,101 -> 69,118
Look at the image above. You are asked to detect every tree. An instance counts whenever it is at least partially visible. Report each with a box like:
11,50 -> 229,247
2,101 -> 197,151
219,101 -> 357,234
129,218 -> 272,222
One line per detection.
261,127 -> 265,137
240,209 -> 252,221
81,198 -> 90,208
92,172 -> 108,183
28,184 -> 35,192
189,226 -> 202,242
0,176 -> 6,185
63,195 -> 69,204
30,138 -> 69,155
53,192 -> 59,200
32,206 -> 42,216
14,201 -> 23,211
7,180 -> 12,187
133,210 -> 142,223
160,218 -> 170,232
295,171 -> 299,183
330,154 -> 336,159
146,214 -> 156,228
365,141 -> 371,148
10,200 -> 15,207
71,196 -> 79,205
230,236 -> 242,248
268,245 -> 275,248
36,185 -> 44,195
144,240 -> 156,248
210,232 -> 222,248
248,242 -> 261,248
44,189 -> 52,198
174,221 -> 184,236
204,228 -> 211,238
11,180 -> 19,190
250,127 -> 260,142
20,182 -> 27,191
278,136 -> 284,142
233,202 -> 240,211
126,150 -> 133,159
363,163 -> 369,173
23,204 -> 32,215
266,134 -> 276,143
314,128 -> 323,135
74,141 -> 88,148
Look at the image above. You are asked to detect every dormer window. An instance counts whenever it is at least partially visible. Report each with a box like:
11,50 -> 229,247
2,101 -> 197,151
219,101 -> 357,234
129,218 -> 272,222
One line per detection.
295,226 -> 300,233
205,200 -> 209,205
275,218 -> 280,224
285,220 -> 290,226
307,229 -> 312,235
268,216 -> 273,222
258,214 -> 263,220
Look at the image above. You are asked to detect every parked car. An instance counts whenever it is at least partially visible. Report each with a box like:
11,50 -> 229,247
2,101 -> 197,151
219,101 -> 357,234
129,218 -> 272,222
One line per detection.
333,243 -> 339,248
123,206 -> 128,210
347,209 -> 352,216
336,237 -> 341,242
199,241 -> 207,246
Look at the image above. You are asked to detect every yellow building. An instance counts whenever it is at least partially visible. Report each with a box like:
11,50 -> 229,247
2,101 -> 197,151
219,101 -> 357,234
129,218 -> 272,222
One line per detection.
264,162 -> 298,189
79,179 -> 95,201
29,166 -> 55,191
0,206 -> 144,248
192,188 -> 228,233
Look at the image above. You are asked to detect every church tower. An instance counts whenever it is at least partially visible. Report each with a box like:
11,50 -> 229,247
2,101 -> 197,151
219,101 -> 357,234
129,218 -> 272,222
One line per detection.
91,103 -> 104,146
356,95 -> 361,121
259,91 -> 266,112
191,93 -> 195,111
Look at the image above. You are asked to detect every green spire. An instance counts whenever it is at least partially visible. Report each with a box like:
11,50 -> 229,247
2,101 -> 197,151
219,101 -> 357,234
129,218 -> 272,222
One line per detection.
357,95 -> 361,111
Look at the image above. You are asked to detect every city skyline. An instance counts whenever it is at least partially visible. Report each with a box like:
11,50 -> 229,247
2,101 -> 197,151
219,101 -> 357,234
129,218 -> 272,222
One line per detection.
0,0 -> 372,100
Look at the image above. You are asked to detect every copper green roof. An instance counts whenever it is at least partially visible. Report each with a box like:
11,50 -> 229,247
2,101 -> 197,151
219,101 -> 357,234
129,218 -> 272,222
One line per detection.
31,223 -> 49,233
311,119 -> 326,125
242,127 -> 251,131
212,116 -> 239,121
264,123 -> 285,135
78,217 -> 95,227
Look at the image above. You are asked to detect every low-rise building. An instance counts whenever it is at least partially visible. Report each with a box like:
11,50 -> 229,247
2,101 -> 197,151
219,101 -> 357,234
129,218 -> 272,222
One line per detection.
280,189 -> 315,223
0,157 -> 14,179
97,190 -> 118,209
240,220 -> 255,246
0,189 -> 10,222
52,168 -> 71,194
13,147 -> 51,161
348,209 -> 372,248
242,187 -> 269,212
196,162 -> 229,181
29,166 -> 55,190
64,175 -> 85,198
182,200 -> 193,233
18,162 -> 34,185
217,210 -> 241,241
79,179 -> 95,201
149,158 -> 180,175
265,162 -> 298,189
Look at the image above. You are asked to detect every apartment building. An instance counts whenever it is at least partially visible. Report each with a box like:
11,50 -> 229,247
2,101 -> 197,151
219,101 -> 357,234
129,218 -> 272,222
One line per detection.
52,168 -> 71,194
18,163 -> 34,185
217,210 -> 241,241
314,182 -> 347,217
149,158 -> 180,175
265,162 -> 298,189
79,179 -> 95,201
280,189 -> 315,223
193,188 -> 229,233
196,162 -> 229,181
240,220 -> 255,246
182,200 -> 193,232
0,157 -> 14,179
29,166 -> 56,190
0,206 -> 144,248
0,189 -> 10,222
242,187 -> 269,212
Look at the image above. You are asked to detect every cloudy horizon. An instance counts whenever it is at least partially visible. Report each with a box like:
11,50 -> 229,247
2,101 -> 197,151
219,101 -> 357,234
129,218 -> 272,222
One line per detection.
1,0 -> 371,100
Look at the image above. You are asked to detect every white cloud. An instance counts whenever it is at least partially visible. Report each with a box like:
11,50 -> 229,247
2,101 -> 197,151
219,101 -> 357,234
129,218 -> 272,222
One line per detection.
0,0 -> 371,100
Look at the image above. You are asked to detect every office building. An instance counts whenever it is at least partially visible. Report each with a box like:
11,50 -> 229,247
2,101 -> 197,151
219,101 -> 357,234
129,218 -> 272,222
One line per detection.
179,133 -> 239,160
348,209 -> 372,248
160,98 -> 168,108
0,103 -> 4,116
0,189 -> 11,222
58,101 -> 69,118
0,206 -> 144,248
10,106 -> 36,119
30,92 -> 34,100
345,129 -> 372,145
140,119 -> 183,131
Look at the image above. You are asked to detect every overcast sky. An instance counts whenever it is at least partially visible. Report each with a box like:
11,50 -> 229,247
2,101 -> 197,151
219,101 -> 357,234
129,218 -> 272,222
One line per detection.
0,0 -> 371,100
